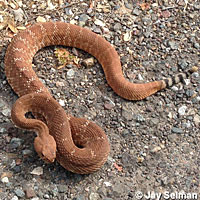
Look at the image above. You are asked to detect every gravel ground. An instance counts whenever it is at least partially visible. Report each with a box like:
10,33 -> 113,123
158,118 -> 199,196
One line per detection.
0,0 -> 200,199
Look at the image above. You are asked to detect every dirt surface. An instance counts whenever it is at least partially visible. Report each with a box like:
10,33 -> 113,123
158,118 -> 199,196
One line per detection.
0,0 -> 200,200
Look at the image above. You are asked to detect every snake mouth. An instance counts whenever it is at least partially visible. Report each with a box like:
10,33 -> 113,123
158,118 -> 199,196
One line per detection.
41,156 -> 55,163
39,153 -> 55,163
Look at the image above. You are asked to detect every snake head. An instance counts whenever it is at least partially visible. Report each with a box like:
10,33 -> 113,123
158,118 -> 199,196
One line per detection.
34,135 -> 57,163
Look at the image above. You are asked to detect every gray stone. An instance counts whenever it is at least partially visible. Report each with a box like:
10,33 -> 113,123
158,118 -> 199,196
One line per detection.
194,42 -> 200,49
13,166 -> 21,173
14,188 -> 25,198
65,7 -> 73,16
73,195 -> 86,200
104,103 -> 115,110
10,138 -> 23,148
66,64 -> 73,68
79,14 -> 89,22
150,118 -> 159,125
67,69 -> 75,78
112,183 -> 129,197
113,23 -> 122,31
0,127 -> 6,133
194,3 -> 200,9
143,30 -> 151,38
178,59 -> 188,69
121,152 -> 135,167
22,149 -> 32,155
89,192 -> 100,200
186,90 -> 194,97
124,3 -> 133,9
122,109 -> 133,121
168,40 -> 178,50
171,127 -> 183,134
57,185 -> 67,193
132,8 -> 141,16
2,108 -> 10,117
135,114 -> 145,122
0,100 -> 5,108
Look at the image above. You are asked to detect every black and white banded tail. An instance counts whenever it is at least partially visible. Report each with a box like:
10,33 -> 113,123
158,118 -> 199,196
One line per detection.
161,66 -> 198,88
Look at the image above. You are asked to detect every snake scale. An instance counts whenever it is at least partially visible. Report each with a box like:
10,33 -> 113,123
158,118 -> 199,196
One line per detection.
4,21 -> 197,174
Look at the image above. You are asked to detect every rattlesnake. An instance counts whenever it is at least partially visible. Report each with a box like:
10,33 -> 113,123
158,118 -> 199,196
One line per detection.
4,21 -> 197,174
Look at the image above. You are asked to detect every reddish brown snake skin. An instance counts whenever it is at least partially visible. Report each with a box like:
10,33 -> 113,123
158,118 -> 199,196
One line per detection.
4,21 -> 198,174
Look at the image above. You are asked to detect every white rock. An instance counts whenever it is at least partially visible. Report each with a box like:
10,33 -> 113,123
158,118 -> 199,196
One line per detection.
196,96 -> 200,101
31,198 -> 40,200
184,79 -> 190,85
178,105 -> 187,116
138,74 -> 144,80
151,146 -> 161,153
168,112 -> 173,119
11,196 -> 18,200
67,69 -> 75,78
30,167 -> 43,176
94,19 -> 105,27
59,99 -> 65,107
104,181 -> 112,187
171,86 -> 179,91
193,114 -> 200,126
1,177 -> 9,183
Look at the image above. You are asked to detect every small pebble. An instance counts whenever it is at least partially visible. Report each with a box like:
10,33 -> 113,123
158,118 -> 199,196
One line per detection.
168,40 -> 178,50
59,99 -> 65,106
171,86 -> 179,91
10,138 -> 23,149
137,156 -> 144,163
89,192 -> 99,200
113,23 -> 122,31
67,69 -> 75,78
104,102 -> 115,110
82,57 -> 95,68
30,167 -> 43,176
22,149 -> 32,156
132,8 -> 141,16
79,14 -> 89,23
178,105 -> 187,116
104,181 -> 112,187
25,187 -> 36,198
135,114 -> 145,122
1,177 -> 9,183
14,188 -> 25,198
171,127 -> 183,134
138,74 -> 144,80
151,146 -> 162,153
65,7 -> 73,16
194,43 -> 199,49
57,185 -> 67,193
193,114 -> 200,126
2,108 -> 10,117
11,196 -> 18,200
94,19 -> 105,27
44,194 -> 50,199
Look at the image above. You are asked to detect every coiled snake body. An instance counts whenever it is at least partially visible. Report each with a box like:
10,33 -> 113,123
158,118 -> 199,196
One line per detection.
4,22 -> 197,174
